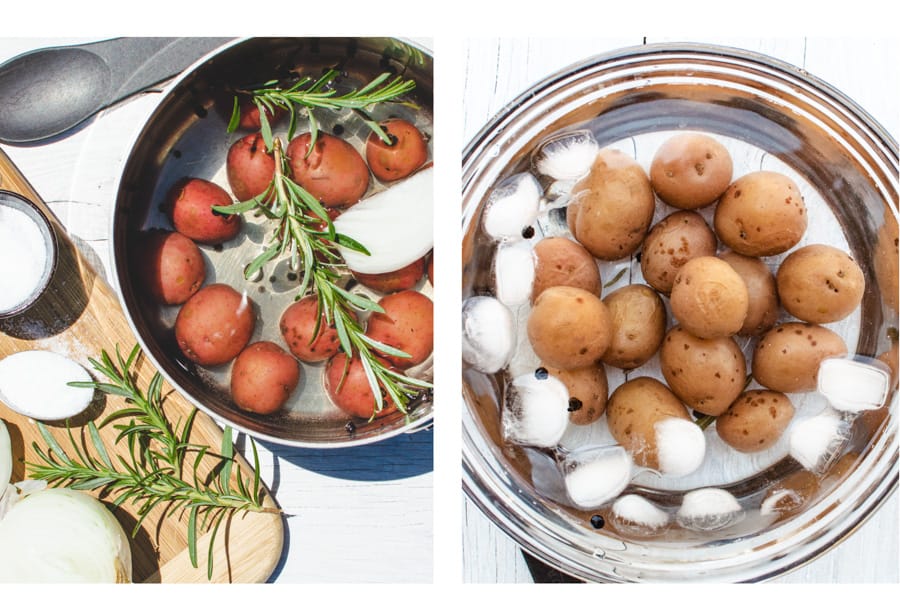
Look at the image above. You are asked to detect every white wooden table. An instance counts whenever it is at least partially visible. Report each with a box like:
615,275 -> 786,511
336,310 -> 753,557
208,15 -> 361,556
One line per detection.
462,36 -> 899,583
0,37 -> 432,584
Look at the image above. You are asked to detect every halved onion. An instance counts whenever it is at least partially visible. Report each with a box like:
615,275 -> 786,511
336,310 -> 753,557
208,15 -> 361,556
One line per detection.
334,167 -> 433,275
0,488 -> 132,583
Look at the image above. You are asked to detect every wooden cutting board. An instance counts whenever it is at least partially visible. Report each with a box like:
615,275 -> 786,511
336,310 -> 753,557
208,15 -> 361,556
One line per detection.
0,149 -> 284,583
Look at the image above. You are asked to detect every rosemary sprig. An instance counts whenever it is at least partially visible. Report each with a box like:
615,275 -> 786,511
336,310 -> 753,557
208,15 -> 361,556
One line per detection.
228,69 -> 417,149
214,141 -> 431,417
26,345 -> 276,580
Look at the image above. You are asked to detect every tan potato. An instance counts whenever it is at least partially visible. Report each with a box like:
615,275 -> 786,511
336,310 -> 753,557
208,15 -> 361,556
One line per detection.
527,286 -> 612,370
230,341 -> 300,415
719,250 -> 779,337
776,244 -> 865,324
544,364 -> 608,425
713,171 -> 807,256
762,470 -> 819,517
601,284 -> 667,370
669,256 -> 749,339
640,211 -> 717,294
649,133 -> 733,209
606,377 -> 691,470
531,237 -> 601,301
873,208 -> 898,314
659,326 -> 746,416
716,389 -> 795,452
567,149 -> 655,260
175,283 -> 255,367
752,322 -> 848,392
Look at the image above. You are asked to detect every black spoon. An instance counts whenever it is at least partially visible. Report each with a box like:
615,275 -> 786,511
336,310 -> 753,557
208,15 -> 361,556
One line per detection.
0,37 -> 233,144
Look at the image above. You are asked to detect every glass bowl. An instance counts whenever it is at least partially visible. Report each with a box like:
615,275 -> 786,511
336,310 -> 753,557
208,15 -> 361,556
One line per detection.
461,43 -> 898,582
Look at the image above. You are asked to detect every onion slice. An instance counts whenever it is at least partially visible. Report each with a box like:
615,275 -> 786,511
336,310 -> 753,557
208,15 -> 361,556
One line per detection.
0,488 -> 132,583
334,167 -> 433,275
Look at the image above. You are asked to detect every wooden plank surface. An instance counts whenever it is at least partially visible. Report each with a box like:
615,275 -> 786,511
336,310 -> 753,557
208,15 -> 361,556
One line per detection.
0,150 -> 284,583
462,35 -> 899,584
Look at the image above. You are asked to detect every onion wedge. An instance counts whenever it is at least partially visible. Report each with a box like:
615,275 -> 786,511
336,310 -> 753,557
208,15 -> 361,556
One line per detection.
334,167 -> 433,275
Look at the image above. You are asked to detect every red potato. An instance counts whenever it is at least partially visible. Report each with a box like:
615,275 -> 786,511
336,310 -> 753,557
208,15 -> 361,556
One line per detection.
231,96 -> 285,131
279,295 -> 341,362
427,252 -> 434,286
287,132 -> 370,209
324,352 -> 398,419
139,230 -> 205,305
352,256 -> 426,294
365,118 -> 428,182
226,133 -> 276,201
230,341 -> 300,415
167,178 -> 241,245
175,283 -> 255,366
365,290 -> 434,369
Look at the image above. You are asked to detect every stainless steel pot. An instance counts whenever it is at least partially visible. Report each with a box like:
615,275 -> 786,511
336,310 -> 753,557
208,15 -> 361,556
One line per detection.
112,37 -> 433,447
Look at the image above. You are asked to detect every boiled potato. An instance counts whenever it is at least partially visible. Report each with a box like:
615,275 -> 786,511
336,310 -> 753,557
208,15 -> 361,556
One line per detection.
365,118 -> 428,182
752,322 -> 848,392
226,132 -> 276,201
776,244 -> 865,324
365,290 -> 434,369
716,389 -> 795,452
287,132 -> 370,209
659,326 -> 746,416
230,341 -> 300,415
527,286 -> 612,370
567,148 -> 655,260
175,283 -> 255,366
606,377 -> 691,471
713,171 -> 807,256
279,295 -> 342,362
324,353 -> 398,419
166,178 -> 241,245
649,132 -> 733,209
669,256 -> 749,339
138,230 -> 206,305
719,250 -> 779,336
601,284 -> 667,370
873,208 -> 898,314
544,363 -> 608,425
531,237 -> 601,300
640,210 -> 717,294
762,470 -> 819,517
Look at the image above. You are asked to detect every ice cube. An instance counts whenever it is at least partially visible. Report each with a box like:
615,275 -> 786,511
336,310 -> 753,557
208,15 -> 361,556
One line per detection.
789,408 -> 850,474
562,445 -> 633,509
611,494 -> 670,534
818,356 -> 890,413
654,418 -> 706,477
532,129 -> 600,181
462,296 -> 516,374
493,240 -> 535,306
502,370 -> 570,448
676,487 -> 744,531
482,172 -> 542,241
